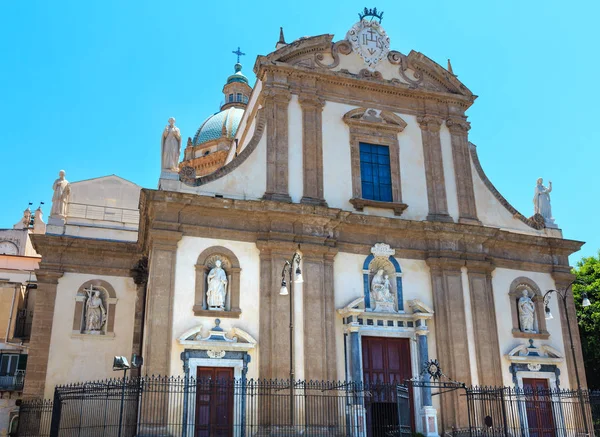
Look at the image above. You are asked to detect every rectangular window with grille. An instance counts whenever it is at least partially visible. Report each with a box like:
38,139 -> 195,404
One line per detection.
359,142 -> 392,202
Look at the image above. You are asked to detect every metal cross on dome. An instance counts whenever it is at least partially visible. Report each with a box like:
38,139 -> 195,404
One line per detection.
232,47 -> 245,63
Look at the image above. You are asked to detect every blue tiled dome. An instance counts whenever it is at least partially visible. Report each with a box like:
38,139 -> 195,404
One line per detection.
192,107 -> 244,146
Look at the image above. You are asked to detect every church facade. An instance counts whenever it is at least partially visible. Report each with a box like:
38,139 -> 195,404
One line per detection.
23,12 -> 585,435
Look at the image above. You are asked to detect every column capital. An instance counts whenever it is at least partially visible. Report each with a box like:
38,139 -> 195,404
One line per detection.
417,114 -> 443,132
35,269 -> 64,285
298,92 -> 325,110
263,86 -> 291,104
446,117 -> 471,134
148,229 -> 183,251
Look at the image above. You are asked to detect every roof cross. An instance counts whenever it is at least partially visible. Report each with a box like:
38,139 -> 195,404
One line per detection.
232,47 -> 245,63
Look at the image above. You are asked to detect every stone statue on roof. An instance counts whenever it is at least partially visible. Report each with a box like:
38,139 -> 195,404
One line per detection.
161,117 -> 182,172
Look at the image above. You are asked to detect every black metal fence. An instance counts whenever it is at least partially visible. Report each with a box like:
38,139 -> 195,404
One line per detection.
464,386 -> 600,437
17,376 -> 411,437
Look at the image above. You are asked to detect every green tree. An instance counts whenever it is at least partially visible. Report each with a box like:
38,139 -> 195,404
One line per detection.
572,251 -> 600,389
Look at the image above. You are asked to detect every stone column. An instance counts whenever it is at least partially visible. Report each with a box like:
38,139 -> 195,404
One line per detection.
553,271 -> 588,389
299,91 -> 327,206
263,85 -> 292,203
257,242 -> 295,380
302,250 -> 337,381
142,230 -> 182,376
348,328 -> 362,383
131,257 -> 148,377
418,115 -> 452,222
23,270 -> 63,399
446,117 -> 479,224
426,258 -> 471,431
466,261 -> 502,386
416,322 -> 438,437
138,230 -> 181,436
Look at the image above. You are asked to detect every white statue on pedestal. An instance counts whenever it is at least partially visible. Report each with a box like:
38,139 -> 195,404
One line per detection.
50,170 -> 70,219
207,260 -> 228,310
371,269 -> 394,312
533,178 -> 554,226
161,117 -> 182,172
518,290 -> 536,333
84,287 -> 106,333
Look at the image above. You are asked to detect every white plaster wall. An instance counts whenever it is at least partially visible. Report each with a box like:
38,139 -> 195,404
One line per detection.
180,126 -> 267,200
44,272 -> 137,398
288,95 -> 303,203
491,268 -> 570,388
322,102 -> 354,211
397,114 -> 429,221
440,124 -> 459,221
471,157 -> 545,235
170,237 -> 260,379
333,252 -> 437,383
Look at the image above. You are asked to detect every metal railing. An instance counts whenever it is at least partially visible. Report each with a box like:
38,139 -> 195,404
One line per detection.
17,376 -> 411,437
0,370 -> 25,391
463,386 -> 600,437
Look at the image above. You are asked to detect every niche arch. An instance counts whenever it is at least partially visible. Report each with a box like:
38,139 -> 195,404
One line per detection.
362,244 -> 404,312
509,276 -> 549,339
72,279 -> 118,336
194,246 -> 241,318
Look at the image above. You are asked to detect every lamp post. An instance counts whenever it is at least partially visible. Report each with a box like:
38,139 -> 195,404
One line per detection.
113,354 -> 143,437
279,250 -> 303,430
543,280 -> 591,433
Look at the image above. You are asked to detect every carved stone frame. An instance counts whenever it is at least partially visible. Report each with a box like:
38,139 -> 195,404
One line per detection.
194,246 -> 241,318
509,277 -> 549,339
343,108 -> 408,216
72,279 -> 118,337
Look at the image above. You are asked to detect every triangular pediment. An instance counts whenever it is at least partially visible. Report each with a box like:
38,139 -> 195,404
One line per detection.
256,34 -> 474,99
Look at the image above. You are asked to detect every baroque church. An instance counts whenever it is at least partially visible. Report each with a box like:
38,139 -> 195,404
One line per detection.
17,10 -> 586,436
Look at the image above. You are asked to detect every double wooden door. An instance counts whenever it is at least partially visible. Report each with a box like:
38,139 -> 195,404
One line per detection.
523,378 -> 555,437
362,337 -> 414,437
195,367 -> 234,437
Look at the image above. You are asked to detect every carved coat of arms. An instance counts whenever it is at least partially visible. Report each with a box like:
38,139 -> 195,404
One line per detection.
346,19 -> 390,70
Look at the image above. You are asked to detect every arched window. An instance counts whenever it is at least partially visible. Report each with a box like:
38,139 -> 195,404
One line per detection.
228,94 -> 234,103
236,93 -> 243,102
72,280 -> 118,336
508,277 -> 549,339
194,246 -> 241,318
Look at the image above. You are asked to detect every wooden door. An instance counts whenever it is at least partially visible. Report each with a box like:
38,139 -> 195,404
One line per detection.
362,337 -> 413,437
523,378 -> 555,437
195,367 -> 234,437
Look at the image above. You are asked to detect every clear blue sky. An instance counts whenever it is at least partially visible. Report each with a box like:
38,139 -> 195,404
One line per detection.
1,1 -> 598,264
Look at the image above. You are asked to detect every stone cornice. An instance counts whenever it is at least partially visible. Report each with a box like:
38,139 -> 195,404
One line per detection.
255,63 -> 475,110
31,233 -> 140,277
139,190 -> 583,273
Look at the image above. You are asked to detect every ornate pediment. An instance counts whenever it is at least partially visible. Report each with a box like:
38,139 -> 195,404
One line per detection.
178,319 -> 257,352
343,107 -> 407,132
506,339 -> 564,365
257,31 -> 474,99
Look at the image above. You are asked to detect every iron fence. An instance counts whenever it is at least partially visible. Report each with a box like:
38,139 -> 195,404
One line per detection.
17,376 -> 411,437
15,399 -> 52,437
463,386 -> 600,437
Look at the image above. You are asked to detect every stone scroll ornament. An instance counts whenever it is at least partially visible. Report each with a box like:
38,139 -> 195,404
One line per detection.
346,9 -> 390,71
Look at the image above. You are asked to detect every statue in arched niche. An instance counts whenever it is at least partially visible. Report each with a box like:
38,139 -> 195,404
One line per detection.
207,259 -> 228,310
83,286 -> 107,334
518,290 -> 536,333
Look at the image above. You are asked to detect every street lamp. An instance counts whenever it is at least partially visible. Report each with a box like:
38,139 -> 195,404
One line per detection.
113,354 -> 143,437
279,250 -> 303,429
543,280 -> 591,433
